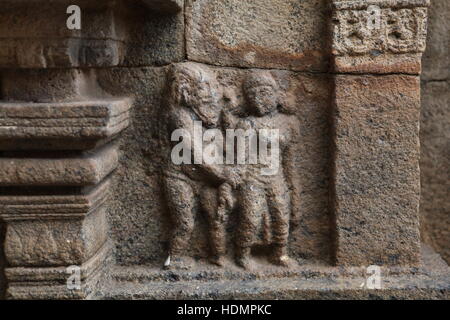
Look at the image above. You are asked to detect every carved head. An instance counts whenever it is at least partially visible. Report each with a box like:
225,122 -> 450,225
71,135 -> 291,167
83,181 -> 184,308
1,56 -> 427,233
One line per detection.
243,71 -> 279,117
168,63 -> 221,127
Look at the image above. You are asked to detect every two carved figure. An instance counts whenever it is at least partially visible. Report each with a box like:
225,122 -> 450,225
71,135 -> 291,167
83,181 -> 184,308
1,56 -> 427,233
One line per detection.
161,63 -> 300,271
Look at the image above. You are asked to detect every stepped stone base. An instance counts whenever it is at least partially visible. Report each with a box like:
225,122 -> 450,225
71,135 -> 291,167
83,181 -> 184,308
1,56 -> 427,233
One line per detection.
6,242 -> 112,300
94,246 -> 449,300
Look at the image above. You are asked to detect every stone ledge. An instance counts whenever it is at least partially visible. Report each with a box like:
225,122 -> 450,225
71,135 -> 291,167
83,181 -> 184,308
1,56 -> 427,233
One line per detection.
4,210 -> 110,266
92,246 -> 450,300
98,277 -> 450,300
333,53 -> 423,74
5,242 -> 112,300
332,0 -> 430,11
6,241 -> 111,283
0,179 -> 110,221
0,144 -> 118,186
0,98 -> 132,150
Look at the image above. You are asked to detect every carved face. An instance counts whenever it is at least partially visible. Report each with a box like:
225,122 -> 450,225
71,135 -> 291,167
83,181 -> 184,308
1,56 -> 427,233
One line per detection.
246,83 -> 278,117
189,78 -> 221,127
174,66 -> 222,127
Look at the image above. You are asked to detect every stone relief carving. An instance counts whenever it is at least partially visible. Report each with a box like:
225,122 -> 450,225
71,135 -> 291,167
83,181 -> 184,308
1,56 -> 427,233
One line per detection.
161,63 -> 235,270
161,63 -> 300,271
332,1 -> 428,56
0,0 -> 443,301
231,72 -> 300,270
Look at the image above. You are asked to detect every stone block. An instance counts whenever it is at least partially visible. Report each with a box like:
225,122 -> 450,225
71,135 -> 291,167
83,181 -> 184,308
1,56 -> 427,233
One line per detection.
0,69 -> 109,103
5,241 -> 111,300
332,74 -> 421,266
121,4 -> 185,66
0,144 -> 118,186
0,180 -> 110,267
186,0 -> 329,71
0,1 -> 126,68
97,246 -> 449,299
331,0 -> 429,74
0,98 -> 132,150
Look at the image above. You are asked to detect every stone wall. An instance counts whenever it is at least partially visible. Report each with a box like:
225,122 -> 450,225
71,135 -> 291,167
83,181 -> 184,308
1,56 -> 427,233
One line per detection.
0,0 -> 448,300
420,0 -> 450,264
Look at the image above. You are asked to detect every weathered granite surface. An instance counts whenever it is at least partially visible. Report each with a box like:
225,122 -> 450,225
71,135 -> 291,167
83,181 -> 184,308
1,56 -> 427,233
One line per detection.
0,0 -> 448,300
186,0 -> 329,72
332,75 -> 421,266
420,0 -> 450,265
96,246 -> 449,300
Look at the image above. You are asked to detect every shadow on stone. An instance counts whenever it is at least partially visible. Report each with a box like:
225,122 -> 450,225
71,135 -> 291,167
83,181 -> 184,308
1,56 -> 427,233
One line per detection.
0,220 -> 6,299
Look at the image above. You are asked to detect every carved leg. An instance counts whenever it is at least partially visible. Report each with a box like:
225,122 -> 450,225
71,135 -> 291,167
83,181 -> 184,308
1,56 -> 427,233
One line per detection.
163,175 -> 195,270
267,180 -> 296,268
200,185 -> 227,266
235,183 -> 263,270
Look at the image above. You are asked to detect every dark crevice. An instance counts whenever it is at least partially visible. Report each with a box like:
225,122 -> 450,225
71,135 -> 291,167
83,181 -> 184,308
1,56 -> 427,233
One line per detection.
0,221 -> 6,300
421,78 -> 450,83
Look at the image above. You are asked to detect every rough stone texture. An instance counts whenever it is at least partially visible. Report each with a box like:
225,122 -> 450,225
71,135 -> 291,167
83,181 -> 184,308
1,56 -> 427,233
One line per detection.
96,246 -> 449,299
421,0 -> 449,81
186,0 -> 329,72
0,144 -> 118,186
0,1 -> 127,68
0,0 -> 185,69
95,65 -> 333,266
331,0 -> 429,74
0,98 -> 132,150
6,242 -> 112,300
120,1 -> 185,67
1,69 -> 100,103
3,209 -> 107,267
1,180 -> 109,267
0,0 -> 447,300
419,0 -> 450,266
332,75 -> 421,266
420,81 -> 450,264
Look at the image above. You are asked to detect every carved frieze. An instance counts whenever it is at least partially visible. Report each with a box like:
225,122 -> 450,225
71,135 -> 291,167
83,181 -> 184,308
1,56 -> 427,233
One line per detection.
332,0 -> 429,56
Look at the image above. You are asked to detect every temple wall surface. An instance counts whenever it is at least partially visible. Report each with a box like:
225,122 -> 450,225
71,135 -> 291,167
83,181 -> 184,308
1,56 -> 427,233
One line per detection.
0,0 -> 448,300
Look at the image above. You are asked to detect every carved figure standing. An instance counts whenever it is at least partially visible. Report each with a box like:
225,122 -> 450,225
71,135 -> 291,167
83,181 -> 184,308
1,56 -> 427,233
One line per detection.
162,63 -> 236,269
233,72 -> 300,270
